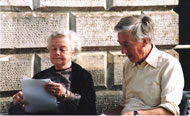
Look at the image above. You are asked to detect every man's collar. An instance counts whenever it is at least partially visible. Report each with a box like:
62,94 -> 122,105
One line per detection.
128,44 -> 160,68
145,45 -> 159,68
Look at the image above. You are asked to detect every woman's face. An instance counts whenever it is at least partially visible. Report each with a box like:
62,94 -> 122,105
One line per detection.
49,37 -> 73,70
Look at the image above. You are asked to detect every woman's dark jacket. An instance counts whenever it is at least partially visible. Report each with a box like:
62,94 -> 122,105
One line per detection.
9,62 -> 96,115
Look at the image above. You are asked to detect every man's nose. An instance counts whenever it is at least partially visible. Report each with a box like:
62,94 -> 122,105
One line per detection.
121,47 -> 128,54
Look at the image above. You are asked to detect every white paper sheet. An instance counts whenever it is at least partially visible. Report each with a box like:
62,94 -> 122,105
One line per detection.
21,78 -> 57,113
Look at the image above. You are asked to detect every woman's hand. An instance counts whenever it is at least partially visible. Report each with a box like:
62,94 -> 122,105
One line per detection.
45,81 -> 66,97
13,91 -> 25,105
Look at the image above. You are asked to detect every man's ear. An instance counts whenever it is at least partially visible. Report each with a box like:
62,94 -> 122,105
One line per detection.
143,38 -> 150,47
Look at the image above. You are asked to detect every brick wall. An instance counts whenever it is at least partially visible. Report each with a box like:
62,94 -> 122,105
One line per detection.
0,0 -> 179,114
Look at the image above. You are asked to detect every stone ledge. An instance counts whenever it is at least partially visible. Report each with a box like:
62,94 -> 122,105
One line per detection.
112,0 -> 178,7
96,90 -> 122,114
0,96 -> 12,113
0,0 -> 178,11
175,45 -> 190,49
0,0 -> 33,11
35,0 -> 106,11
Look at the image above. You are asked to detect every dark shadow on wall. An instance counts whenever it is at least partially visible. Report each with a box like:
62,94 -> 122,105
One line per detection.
175,0 -> 190,91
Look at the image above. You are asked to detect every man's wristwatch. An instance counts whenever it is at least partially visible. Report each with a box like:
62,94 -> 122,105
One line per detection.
134,111 -> 139,116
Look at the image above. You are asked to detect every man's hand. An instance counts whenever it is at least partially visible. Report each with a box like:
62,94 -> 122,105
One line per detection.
45,81 -> 66,97
121,111 -> 134,116
122,108 -> 173,115
13,91 -> 25,105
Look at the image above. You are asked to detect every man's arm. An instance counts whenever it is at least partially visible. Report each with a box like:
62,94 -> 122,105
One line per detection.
121,107 -> 173,115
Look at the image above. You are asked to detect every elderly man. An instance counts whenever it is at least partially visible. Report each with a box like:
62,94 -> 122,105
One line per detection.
108,15 -> 184,115
9,31 -> 96,115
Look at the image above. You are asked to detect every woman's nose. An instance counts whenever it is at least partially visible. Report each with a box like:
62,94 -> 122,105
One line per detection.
55,50 -> 61,55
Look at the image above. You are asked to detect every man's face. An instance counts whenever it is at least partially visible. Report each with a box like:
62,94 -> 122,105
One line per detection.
118,31 -> 145,63
49,37 -> 73,69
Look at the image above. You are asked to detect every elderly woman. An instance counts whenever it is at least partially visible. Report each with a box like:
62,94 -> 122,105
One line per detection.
9,31 -> 96,115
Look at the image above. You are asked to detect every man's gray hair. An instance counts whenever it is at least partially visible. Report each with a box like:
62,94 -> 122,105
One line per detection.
114,15 -> 154,42
47,30 -> 81,54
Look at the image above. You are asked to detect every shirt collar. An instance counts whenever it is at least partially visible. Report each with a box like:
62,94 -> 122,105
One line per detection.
145,45 -> 159,68
129,45 -> 159,68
